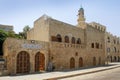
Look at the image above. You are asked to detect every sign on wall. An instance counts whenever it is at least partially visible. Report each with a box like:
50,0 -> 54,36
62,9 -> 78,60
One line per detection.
22,44 -> 42,49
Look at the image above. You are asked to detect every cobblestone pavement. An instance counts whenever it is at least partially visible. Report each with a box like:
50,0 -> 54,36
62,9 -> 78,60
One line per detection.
60,66 -> 120,80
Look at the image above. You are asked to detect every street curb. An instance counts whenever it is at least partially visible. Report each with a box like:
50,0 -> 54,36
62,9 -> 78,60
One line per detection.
44,65 -> 120,80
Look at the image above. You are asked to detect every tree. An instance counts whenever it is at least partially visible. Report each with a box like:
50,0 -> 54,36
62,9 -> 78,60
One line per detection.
0,30 -> 8,55
19,25 -> 31,39
0,30 -> 20,55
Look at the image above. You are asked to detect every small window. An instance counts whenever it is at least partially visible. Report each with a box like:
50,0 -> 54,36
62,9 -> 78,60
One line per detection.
91,43 -> 94,48
77,38 -> 81,44
75,52 -> 78,56
96,43 -> 99,49
107,37 -> 110,43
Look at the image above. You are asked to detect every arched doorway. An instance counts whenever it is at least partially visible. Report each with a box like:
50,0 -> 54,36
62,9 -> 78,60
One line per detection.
16,51 -> 30,73
70,57 -> 75,69
114,56 -> 117,62
118,56 -> 120,62
98,57 -> 101,65
93,57 -> 96,66
110,56 -> 112,62
35,52 -> 45,72
79,57 -> 83,67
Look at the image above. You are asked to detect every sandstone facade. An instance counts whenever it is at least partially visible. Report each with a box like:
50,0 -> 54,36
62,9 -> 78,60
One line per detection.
2,7 -> 120,75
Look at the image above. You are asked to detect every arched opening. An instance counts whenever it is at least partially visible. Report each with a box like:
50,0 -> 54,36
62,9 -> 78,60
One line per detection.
79,57 -> 83,67
96,43 -> 99,49
35,52 -> 45,72
118,56 -> 120,62
93,57 -> 96,66
56,34 -> 62,42
71,37 -> 75,44
110,56 -> 112,62
77,38 -> 81,44
114,39 -> 116,44
16,51 -> 30,73
114,56 -> 117,62
91,43 -> 94,48
98,57 -> 101,65
70,57 -> 75,69
114,47 -> 117,53
65,36 -> 69,43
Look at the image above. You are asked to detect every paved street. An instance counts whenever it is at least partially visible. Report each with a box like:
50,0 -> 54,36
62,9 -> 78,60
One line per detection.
60,66 -> 120,80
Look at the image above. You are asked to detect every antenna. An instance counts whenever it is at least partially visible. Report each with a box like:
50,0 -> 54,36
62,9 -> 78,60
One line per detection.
80,0 -> 83,8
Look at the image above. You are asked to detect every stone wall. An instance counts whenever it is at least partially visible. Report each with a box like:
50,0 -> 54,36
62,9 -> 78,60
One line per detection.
3,38 -> 49,75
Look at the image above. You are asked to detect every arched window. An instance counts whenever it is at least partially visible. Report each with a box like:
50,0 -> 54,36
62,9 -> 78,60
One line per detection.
91,43 -> 94,48
114,39 -> 116,44
56,34 -> 62,42
71,37 -> 76,44
107,37 -> 110,43
114,47 -> 117,53
77,38 -> 81,44
65,36 -> 69,43
96,43 -> 99,49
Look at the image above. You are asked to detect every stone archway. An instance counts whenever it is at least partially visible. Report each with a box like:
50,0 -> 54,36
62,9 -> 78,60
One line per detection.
93,57 -> 96,66
70,57 -> 75,69
16,51 -> 30,73
35,52 -> 45,72
79,57 -> 83,67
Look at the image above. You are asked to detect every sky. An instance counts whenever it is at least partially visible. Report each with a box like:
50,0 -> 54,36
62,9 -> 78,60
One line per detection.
0,0 -> 120,36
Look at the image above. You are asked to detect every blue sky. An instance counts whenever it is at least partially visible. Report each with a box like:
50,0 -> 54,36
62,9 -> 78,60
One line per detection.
0,0 -> 120,36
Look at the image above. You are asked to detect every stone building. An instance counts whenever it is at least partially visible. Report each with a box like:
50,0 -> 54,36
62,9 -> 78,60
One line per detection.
106,32 -> 120,62
0,24 -> 13,31
2,7 -> 108,75
3,38 -> 49,74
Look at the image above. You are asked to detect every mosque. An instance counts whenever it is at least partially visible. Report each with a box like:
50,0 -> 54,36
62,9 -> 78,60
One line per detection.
1,7 -> 120,75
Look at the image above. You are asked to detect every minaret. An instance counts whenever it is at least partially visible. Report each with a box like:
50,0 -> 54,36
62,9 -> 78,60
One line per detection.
77,7 -> 86,29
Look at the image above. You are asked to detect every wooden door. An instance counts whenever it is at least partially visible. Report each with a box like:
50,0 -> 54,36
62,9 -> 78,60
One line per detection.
35,52 -> 45,72
16,51 -> 30,73
93,57 -> 96,66
70,57 -> 75,69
